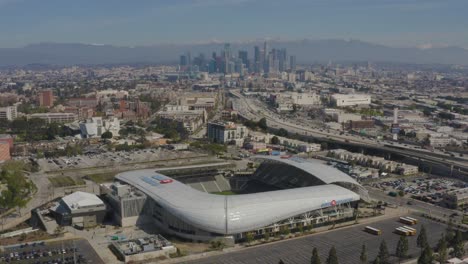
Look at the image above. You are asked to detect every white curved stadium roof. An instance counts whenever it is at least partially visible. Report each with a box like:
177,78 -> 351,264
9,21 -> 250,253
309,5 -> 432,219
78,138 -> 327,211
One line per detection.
116,166 -> 361,235
253,155 -> 359,185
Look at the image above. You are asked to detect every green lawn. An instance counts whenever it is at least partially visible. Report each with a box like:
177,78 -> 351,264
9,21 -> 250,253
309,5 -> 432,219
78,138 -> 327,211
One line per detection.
48,176 -> 85,187
85,172 -> 116,183
211,191 -> 238,195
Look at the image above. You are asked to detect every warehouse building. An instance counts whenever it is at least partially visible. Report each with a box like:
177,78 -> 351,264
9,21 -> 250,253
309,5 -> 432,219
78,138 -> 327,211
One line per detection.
331,94 -> 371,107
50,191 -> 106,228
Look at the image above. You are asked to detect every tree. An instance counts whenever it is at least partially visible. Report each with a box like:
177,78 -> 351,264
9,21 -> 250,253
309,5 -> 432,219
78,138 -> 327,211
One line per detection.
292,104 -> 298,113
417,245 -> 433,264
446,219 -> 455,245
258,118 -> 268,130
298,224 -> 304,233
395,236 -> 409,262
320,142 -> 328,150
437,235 -> 448,264
101,131 -> 113,139
311,247 -> 321,264
423,108 -> 433,117
376,240 -> 390,264
326,246 -> 339,264
277,128 -> 288,137
245,232 -> 254,245
271,136 -> 280,145
360,244 -> 368,264
453,230 -> 465,258
372,257 -> 380,264
417,225 -> 428,249
264,231 -> 270,242
280,225 -> 290,236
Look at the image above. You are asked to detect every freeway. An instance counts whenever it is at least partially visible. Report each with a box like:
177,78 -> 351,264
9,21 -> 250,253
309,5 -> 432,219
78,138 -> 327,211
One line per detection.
230,90 -> 468,173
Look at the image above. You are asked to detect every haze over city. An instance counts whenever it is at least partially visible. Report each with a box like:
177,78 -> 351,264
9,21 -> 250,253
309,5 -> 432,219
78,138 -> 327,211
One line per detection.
0,0 -> 467,48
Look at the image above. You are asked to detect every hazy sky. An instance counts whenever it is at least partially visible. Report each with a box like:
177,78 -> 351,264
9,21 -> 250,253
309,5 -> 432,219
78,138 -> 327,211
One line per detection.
1,0 -> 467,48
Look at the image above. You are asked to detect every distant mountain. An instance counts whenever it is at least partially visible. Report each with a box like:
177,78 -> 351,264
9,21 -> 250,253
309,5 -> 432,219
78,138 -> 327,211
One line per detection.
1,39 -> 468,66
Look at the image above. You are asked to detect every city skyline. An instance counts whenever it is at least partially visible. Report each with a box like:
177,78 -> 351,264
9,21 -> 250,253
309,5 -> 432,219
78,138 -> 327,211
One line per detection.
178,41 -> 296,74
0,0 -> 467,49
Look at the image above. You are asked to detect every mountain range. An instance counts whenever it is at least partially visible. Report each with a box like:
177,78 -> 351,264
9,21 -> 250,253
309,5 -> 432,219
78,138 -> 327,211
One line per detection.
1,39 -> 468,67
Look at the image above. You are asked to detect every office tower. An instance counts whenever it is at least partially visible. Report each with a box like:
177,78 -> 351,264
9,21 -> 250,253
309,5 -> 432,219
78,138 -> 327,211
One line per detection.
290,55 -> 297,71
224,43 -> 231,59
227,61 -> 235,74
223,43 -> 232,74
263,41 -> 268,62
278,48 -> 287,71
208,59 -> 217,73
234,59 -> 243,75
254,46 -> 261,73
212,52 -> 217,60
38,90 -> 54,108
187,51 -> 192,67
180,55 -> 188,66
194,53 -> 206,71
238,51 -> 248,66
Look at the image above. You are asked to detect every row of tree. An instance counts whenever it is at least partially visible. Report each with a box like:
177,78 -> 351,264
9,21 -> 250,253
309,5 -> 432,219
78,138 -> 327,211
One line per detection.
243,117 -> 268,131
0,117 -> 74,141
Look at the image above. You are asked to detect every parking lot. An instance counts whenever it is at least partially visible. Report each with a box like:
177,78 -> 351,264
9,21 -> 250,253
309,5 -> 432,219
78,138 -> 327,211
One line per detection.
372,177 -> 468,205
37,148 -> 201,172
1,239 -> 103,264
186,216 -> 447,264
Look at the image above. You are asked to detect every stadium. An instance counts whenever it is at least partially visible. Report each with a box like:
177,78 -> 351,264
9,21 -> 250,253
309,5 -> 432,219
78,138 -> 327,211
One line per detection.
107,156 -> 369,242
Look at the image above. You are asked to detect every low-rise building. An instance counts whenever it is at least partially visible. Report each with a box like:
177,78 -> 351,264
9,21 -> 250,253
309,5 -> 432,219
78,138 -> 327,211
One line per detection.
324,109 -> 362,123
297,143 -> 321,153
178,93 -> 217,111
443,188 -> 468,210
0,105 -> 17,121
396,164 -> 419,176
331,94 -> 371,107
50,191 -> 106,228
111,235 -> 176,263
0,134 -> 14,150
157,108 -> 206,133
79,117 -> 120,138
29,113 -> 77,124
329,149 -> 419,176
0,142 -> 11,162
207,121 -> 248,145
429,135 -> 461,147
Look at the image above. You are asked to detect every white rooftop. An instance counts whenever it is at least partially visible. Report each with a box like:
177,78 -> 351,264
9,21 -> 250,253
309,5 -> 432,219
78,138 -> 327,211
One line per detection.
61,191 -> 104,211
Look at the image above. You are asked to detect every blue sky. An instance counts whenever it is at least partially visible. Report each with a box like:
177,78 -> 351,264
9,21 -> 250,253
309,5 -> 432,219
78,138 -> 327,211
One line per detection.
0,0 -> 467,48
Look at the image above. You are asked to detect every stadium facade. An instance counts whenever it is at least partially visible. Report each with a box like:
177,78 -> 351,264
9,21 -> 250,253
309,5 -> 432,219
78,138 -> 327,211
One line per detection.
109,156 -> 367,242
